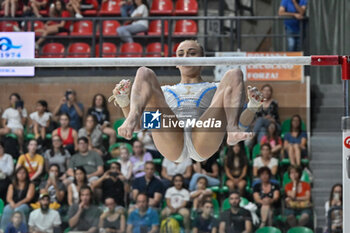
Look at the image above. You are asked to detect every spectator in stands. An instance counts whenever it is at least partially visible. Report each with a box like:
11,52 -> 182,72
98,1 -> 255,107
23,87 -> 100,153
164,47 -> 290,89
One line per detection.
44,135 -> 71,179
16,139 -> 44,185
119,145 -> 133,182
99,197 -> 126,233
67,166 -> 89,206
53,89 -> 84,131
0,166 -> 35,230
161,155 -> 192,189
4,211 -> 27,233
120,0 -> 134,18
127,193 -> 159,233
278,0 -> 307,51
260,121 -> 282,157
325,184 -> 342,233
192,200 -> 219,233
28,193 -> 61,233
189,155 -> 220,191
117,0 -> 149,43
161,174 -> 191,233
35,0 -> 72,49
1,0 -> 19,17
253,167 -> 280,228
66,0 -> 83,18
284,165 -> 312,228
219,191 -> 253,233
67,136 -> 104,184
78,114 -> 105,157
131,161 -> 163,209
253,143 -> 278,184
29,100 -> 52,142
68,185 -> 101,232
283,114 -> 307,166
0,93 -> 27,154
130,140 -> 153,178
0,141 -> 14,201
224,142 -> 248,195
87,93 -> 116,147
39,164 -> 66,205
52,113 -> 78,155
138,130 -> 162,159
91,162 -> 125,206
190,177 -> 213,213
23,0 -> 48,18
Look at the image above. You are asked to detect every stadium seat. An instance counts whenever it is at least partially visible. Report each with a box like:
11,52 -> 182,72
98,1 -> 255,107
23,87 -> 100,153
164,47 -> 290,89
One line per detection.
0,198 -> 4,218
41,43 -> 65,58
95,43 -> 117,57
0,21 -> 19,32
120,42 -> 143,57
146,43 -> 169,57
174,19 -> 198,36
148,20 -> 169,36
212,198 -> 220,219
287,227 -> 313,233
99,0 -> 121,16
71,20 -> 93,36
26,21 -> 44,36
252,143 -> 261,159
82,0 -> 99,16
255,226 -> 282,233
281,118 -> 307,138
100,20 -> 120,36
174,0 -> 198,15
67,43 -> 91,57
109,142 -> 133,154
150,0 -> 173,15
172,43 -> 180,56
0,10 -> 23,16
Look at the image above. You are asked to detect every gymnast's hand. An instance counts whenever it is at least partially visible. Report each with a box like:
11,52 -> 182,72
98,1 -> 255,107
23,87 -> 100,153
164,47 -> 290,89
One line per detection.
108,79 -> 132,108
247,85 -> 264,111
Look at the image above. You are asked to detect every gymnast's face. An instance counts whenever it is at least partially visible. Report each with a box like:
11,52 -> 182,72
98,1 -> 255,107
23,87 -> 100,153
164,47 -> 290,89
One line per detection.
176,41 -> 202,77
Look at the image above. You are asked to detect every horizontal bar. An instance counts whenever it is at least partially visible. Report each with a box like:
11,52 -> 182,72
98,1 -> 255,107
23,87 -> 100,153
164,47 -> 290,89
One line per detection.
0,57 -> 313,67
311,55 -> 341,66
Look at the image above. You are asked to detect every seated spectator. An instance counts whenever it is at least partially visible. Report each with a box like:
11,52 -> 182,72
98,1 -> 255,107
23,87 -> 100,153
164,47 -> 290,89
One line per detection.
68,186 -> 101,232
99,197 -> 126,233
117,0 -> 149,43
0,141 -> 14,201
190,177 -> 213,212
120,0 -> 134,18
253,167 -> 280,228
192,200 -> 219,233
161,174 -> 190,233
23,0 -> 48,17
260,121 -> 282,157
127,193 -> 159,233
35,0 -> 71,49
53,89 -> 84,131
0,167 -> 35,230
39,164 -> 66,205
253,143 -> 278,185
87,93 -> 116,147
161,155 -> 192,189
66,0 -> 83,18
219,191 -> 252,233
119,145 -> 133,182
28,193 -> 61,233
0,93 -> 27,154
325,184 -> 342,233
16,139 -> 44,185
283,114 -> 307,166
131,161 -> 163,209
130,140 -> 152,178
66,137 -> 104,184
44,135 -> 71,179
29,100 -> 51,141
4,211 -> 27,233
1,0 -> 19,17
224,142 -> 248,195
67,166 -> 89,206
78,114 -> 105,156
189,155 -> 220,191
138,130 -> 162,159
91,162 -> 125,206
52,113 -> 78,155
284,165 -> 312,228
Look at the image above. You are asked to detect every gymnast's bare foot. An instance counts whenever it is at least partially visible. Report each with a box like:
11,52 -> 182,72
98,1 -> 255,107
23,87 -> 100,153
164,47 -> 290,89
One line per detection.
227,131 -> 254,145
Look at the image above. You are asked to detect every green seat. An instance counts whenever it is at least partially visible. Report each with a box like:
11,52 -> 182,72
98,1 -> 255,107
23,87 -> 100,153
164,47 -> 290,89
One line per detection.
282,170 -> 310,189
0,198 -> 4,218
113,118 -> 137,140
63,227 -> 71,233
287,226 -> 313,233
106,158 -> 119,164
153,158 -> 162,165
255,226 -> 282,233
102,134 -> 109,141
222,197 -> 249,211
210,186 -> 220,193
5,133 -> 17,139
281,118 -> 307,138
109,142 -> 133,153
25,133 -> 52,140
280,158 -> 309,167
252,144 -> 261,160
212,198 -> 220,219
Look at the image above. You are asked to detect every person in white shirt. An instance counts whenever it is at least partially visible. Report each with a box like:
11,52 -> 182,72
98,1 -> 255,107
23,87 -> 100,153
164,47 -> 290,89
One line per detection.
0,141 -> 14,201
253,143 -> 279,186
29,100 -> 52,141
28,193 -> 61,233
117,0 -> 149,43
161,174 -> 191,233
161,157 -> 192,189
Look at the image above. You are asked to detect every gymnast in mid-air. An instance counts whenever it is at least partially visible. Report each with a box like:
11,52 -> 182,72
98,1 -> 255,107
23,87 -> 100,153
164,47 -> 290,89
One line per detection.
109,40 -> 264,163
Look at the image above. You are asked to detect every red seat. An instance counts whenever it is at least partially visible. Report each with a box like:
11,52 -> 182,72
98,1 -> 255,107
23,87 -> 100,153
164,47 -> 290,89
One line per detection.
174,19 -> 197,35
67,42 -> 91,57
0,10 -> 23,16
82,0 -> 99,16
120,42 -> 142,57
41,43 -> 65,58
0,21 -> 19,32
148,20 -> 169,36
146,43 -> 168,57
71,20 -> 93,36
100,20 -> 120,36
95,43 -> 117,57
175,0 -> 198,15
26,21 -> 44,36
172,43 -> 180,56
150,0 -> 173,15
99,0 -> 121,16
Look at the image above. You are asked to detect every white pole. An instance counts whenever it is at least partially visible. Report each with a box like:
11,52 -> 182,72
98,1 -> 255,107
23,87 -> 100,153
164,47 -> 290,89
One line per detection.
0,56 -> 312,67
342,116 -> 350,233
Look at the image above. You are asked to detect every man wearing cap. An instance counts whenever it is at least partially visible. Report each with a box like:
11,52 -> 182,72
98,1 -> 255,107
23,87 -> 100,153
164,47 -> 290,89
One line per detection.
28,193 -> 61,233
